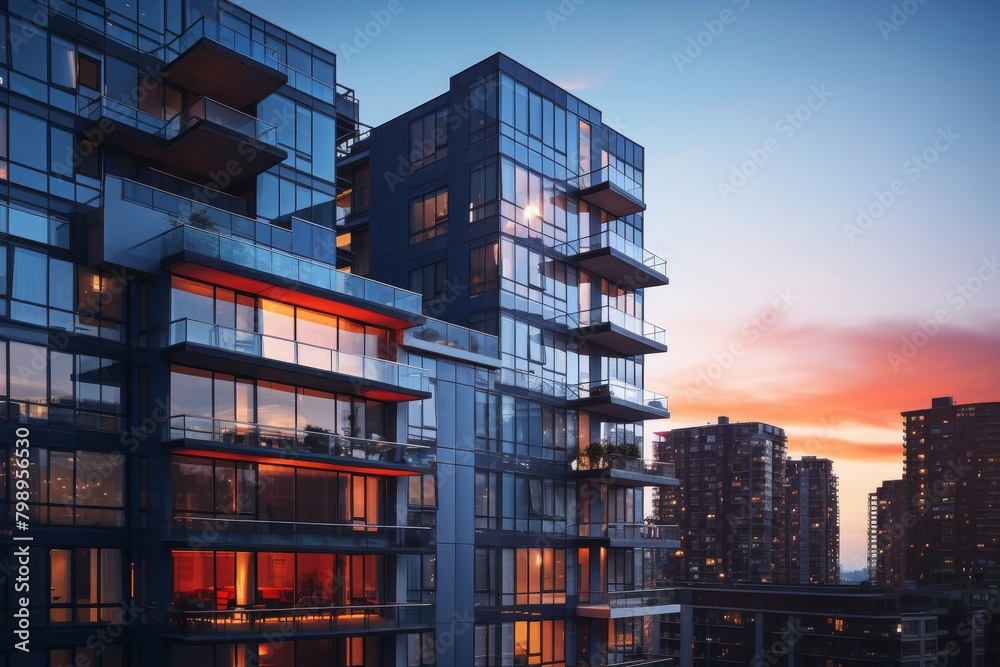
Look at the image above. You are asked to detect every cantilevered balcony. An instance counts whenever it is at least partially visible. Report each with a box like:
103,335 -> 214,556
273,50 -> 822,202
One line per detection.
604,654 -> 676,667
556,231 -> 669,288
555,306 -> 667,356
165,416 -> 434,473
154,16 -> 288,108
575,522 -> 680,549
577,588 -> 679,619
78,97 -> 285,184
94,176 -> 424,327
163,320 -> 431,402
575,165 -> 646,217
572,381 -> 669,421
162,516 -> 432,553
573,455 -> 678,487
155,602 -> 433,640
403,317 -> 502,368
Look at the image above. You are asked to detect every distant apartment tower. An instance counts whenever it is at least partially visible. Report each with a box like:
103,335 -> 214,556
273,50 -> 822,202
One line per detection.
786,456 -> 840,584
868,478 -> 907,586
904,397 -> 1000,585
654,417 -> 788,583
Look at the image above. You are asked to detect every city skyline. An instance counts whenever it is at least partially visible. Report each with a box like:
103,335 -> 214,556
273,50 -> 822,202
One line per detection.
236,0 -> 1000,570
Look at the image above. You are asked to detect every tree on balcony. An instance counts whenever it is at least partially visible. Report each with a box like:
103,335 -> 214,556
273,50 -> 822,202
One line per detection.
167,208 -> 217,231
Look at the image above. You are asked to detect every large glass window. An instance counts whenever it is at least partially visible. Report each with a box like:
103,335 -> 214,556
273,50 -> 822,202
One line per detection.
19,448 -> 125,527
50,548 -> 123,624
10,19 -> 47,81
470,242 -> 499,296
410,188 -> 448,243
409,109 -> 448,168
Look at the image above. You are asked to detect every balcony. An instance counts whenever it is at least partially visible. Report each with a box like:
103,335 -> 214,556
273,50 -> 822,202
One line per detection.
162,516 -> 432,553
576,165 -> 646,217
78,97 -> 285,184
163,320 -> 431,402
155,602 -> 433,640
94,176 -> 424,327
572,381 -> 670,421
578,588 -> 679,619
576,522 -> 681,549
606,654 -> 676,667
555,306 -> 667,356
154,16 -> 288,108
165,416 -> 434,474
557,231 -> 668,288
403,317 -> 501,368
573,455 -> 678,487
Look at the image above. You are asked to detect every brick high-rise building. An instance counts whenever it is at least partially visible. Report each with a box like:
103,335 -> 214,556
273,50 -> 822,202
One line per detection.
903,397 -> 1000,585
654,417 -> 788,583
785,456 -> 839,584
868,478 -> 907,586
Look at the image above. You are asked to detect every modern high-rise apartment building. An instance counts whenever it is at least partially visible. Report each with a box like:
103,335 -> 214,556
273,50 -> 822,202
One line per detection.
868,478 -> 907,587
785,456 -> 839,584
653,418 -> 788,583
337,53 -> 678,666
0,0 -> 447,664
902,397 -> 1000,585
0,2 -> 677,664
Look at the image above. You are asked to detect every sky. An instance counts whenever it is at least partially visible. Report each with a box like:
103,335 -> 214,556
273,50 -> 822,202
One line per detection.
239,0 -> 1000,571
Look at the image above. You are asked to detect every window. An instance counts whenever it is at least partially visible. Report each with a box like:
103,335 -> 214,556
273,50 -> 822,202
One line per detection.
410,260 -> 449,308
470,161 -> 498,221
78,53 -> 101,91
50,548 -> 123,624
409,109 -> 448,168
470,242 -> 499,295
410,188 -> 448,243
514,620 -> 564,666
20,449 -> 125,527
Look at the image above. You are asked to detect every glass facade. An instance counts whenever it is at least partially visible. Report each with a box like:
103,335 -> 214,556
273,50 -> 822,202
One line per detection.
0,1 -> 672,661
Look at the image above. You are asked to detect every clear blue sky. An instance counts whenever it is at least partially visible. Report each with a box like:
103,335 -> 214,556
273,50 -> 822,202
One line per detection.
240,0 -> 1000,570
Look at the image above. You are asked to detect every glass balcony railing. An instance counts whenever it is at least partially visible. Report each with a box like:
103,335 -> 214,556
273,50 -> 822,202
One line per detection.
576,522 -> 680,542
153,17 -> 335,104
163,516 -> 433,549
147,226 -> 420,314
78,96 -> 278,146
156,16 -> 285,75
575,455 -> 675,478
556,230 -> 668,277
577,164 -> 644,201
556,306 -> 666,347
167,415 -> 434,468
579,588 -> 677,608
577,380 -> 668,412
404,317 -> 500,360
165,320 -> 431,394
155,602 -> 433,636
109,175 -> 335,264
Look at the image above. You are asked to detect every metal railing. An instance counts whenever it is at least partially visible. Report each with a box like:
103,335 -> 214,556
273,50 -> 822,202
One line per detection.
555,306 -> 666,346
579,587 -> 677,608
163,516 -> 432,549
577,380 -> 668,412
79,96 -> 278,146
404,317 -> 500,360
155,16 -> 284,74
556,230 -> 667,278
156,602 -> 433,635
575,455 -> 675,478
164,320 -> 430,392
577,164 -> 643,201
167,415 -> 434,468
575,522 -> 679,542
